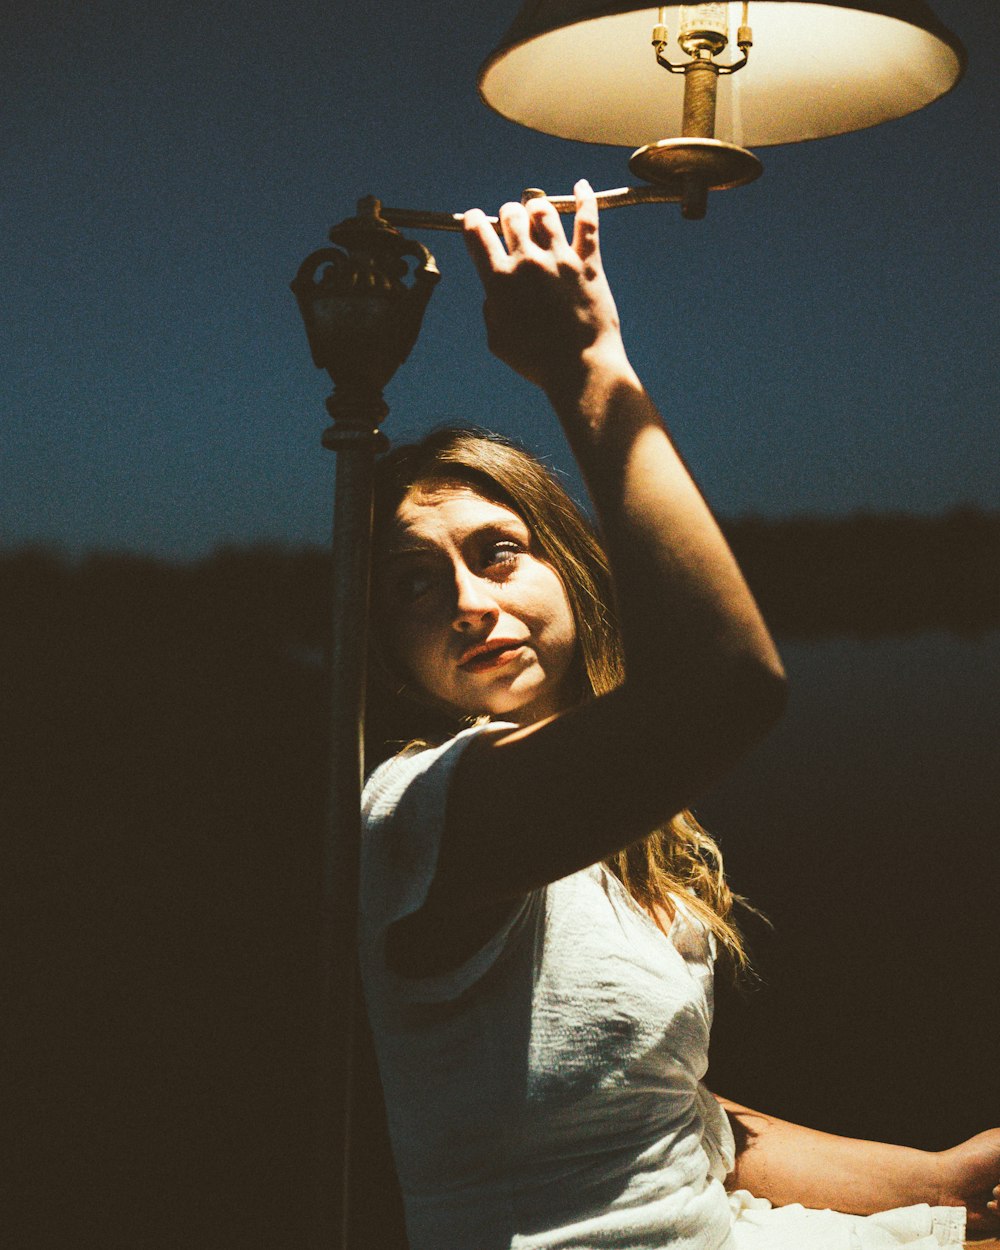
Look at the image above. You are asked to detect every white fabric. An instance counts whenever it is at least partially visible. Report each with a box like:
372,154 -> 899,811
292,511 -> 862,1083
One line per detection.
359,726 -> 966,1250
727,1190 -> 966,1248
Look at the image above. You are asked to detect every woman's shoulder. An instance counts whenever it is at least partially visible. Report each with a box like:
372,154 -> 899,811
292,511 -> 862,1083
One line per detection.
361,721 -> 532,989
361,738 -> 435,822
362,720 -> 512,826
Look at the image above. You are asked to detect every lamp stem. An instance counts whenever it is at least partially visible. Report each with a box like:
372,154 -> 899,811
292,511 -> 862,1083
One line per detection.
682,58 -> 719,138
680,59 -> 720,218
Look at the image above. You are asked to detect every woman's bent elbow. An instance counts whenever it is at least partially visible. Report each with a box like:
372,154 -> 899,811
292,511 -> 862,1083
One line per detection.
713,621 -> 788,733
625,647 -> 787,783
716,645 -> 788,744
745,651 -> 788,736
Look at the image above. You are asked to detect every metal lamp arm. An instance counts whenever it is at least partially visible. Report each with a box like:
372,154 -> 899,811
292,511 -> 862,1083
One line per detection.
380,182 -> 692,232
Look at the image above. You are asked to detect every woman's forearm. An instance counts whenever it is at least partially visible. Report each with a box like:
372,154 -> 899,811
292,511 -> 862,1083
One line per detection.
718,1096 -> 943,1215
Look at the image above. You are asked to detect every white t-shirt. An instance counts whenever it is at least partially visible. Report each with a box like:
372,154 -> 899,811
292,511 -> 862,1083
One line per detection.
359,724 -> 965,1250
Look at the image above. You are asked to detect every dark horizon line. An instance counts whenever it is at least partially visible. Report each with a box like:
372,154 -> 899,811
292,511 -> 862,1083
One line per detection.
2,507 -> 997,639
2,503 -> 997,567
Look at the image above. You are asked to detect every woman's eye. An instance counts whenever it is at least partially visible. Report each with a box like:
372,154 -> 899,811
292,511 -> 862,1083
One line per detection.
392,567 -> 435,603
483,540 -> 523,570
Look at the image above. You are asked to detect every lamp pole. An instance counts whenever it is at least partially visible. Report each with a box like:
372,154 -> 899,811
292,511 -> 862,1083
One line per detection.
291,196 -> 439,1250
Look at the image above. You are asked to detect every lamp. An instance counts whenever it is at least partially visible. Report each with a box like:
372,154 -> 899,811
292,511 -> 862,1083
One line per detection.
472,2 -> 965,219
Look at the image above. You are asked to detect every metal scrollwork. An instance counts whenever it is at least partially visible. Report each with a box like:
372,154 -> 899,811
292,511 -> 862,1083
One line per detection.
291,196 -> 440,429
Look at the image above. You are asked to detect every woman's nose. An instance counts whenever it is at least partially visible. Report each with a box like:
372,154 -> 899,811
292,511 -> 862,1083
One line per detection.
451,566 -> 499,632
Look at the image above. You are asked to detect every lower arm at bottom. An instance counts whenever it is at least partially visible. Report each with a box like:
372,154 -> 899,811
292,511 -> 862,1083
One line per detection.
720,1099 -> 942,1216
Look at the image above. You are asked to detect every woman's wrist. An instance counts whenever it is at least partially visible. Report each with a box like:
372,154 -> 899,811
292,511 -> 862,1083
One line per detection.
932,1129 -> 1000,1235
542,340 -> 643,420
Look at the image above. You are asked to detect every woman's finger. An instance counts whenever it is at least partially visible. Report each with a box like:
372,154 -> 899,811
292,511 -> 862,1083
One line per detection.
526,196 -> 569,252
571,178 -> 601,264
498,200 -> 532,255
462,208 -> 508,285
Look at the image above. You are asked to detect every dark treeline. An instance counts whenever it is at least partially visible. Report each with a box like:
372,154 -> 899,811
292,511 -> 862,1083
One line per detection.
2,513 -> 997,1247
723,508 -> 999,638
3,507 -> 996,656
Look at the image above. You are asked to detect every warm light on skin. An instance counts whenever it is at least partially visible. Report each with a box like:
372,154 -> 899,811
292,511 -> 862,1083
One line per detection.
378,486 -> 579,726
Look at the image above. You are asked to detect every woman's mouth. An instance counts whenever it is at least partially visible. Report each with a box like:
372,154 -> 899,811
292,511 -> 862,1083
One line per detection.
458,641 -> 526,672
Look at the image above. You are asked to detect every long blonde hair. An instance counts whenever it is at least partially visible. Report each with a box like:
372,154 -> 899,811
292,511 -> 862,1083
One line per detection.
368,427 -> 754,972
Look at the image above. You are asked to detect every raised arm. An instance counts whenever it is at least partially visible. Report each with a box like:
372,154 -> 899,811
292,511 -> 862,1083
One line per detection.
415,182 -> 785,916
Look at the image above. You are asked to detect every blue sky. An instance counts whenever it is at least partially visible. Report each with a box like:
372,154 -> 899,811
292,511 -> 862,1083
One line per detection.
2,0 -> 996,557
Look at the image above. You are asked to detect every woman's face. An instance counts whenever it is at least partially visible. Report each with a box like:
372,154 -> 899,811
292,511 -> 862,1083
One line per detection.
377,483 -> 579,725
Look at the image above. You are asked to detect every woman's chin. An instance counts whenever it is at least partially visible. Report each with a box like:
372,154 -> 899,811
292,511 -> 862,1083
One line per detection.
485,683 -> 564,726
449,657 -> 574,724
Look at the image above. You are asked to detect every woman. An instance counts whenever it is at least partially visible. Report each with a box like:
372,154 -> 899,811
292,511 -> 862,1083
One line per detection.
358,182 -> 1000,1249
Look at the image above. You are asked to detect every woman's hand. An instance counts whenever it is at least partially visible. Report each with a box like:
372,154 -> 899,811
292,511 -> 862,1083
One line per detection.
462,181 -> 632,395
936,1128 -> 1000,1238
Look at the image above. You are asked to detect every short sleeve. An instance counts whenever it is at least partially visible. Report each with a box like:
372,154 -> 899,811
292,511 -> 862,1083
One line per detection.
360,721 -> 533,1003
696,1082 -> 736,1182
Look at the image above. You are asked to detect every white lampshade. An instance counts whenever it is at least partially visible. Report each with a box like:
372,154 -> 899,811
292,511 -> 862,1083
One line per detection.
479,2 -> 966,149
